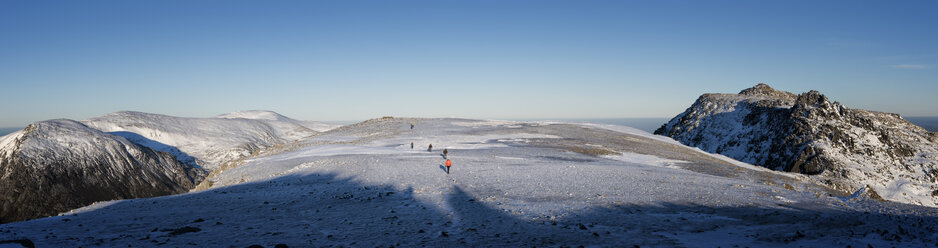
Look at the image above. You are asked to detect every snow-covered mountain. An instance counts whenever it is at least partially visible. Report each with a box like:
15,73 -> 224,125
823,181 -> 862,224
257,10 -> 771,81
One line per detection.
216,110 -> 340,133
656,83 -> 938,206
3,117 -> 937,247
0,110 -> 336,223
83,111 -> 329,170
0,120 -> 204,223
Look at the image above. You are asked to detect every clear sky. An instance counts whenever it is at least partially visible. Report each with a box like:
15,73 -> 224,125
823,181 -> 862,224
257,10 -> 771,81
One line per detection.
1,0 -> 936,127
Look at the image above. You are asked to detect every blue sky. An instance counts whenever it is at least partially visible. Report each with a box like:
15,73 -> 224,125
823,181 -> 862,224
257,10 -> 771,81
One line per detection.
1,0 -> 936,127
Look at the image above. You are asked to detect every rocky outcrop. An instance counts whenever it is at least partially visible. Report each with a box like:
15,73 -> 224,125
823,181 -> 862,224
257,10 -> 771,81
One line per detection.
656,83 -> 938,206
0,120 -> 205,223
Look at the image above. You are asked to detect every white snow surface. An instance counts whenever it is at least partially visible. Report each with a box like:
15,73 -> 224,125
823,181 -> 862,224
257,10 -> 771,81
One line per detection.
0,130 -> 24,159
601,152 -> 687,169
217,110 -> 340,132
82,111 -> 332,169
2,117 -> 937,247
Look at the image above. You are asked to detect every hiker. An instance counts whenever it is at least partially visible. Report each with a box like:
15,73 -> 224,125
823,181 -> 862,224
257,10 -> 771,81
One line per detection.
411,122 -> 415,129
428,144 -> 433,152
445,159 -> 452,174
442,148 -> 448,159
411,142 -> 414,149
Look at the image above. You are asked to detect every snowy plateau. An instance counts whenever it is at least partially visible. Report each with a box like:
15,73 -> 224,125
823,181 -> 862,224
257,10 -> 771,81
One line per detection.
1,110 -> 937,247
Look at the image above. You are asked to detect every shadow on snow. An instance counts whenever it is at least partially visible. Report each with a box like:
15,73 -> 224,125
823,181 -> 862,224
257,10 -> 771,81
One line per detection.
108,131 -> 200,167
3,172 -> 938,247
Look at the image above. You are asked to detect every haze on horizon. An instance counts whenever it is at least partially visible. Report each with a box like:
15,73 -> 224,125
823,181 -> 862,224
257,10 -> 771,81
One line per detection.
1,1 -> 937,127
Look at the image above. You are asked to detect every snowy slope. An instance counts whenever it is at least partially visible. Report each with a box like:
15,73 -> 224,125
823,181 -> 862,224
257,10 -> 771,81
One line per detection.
83,111 -> 326,170
216,110 -> 340,132
656,84 -> 938,207
0,119 -> 204,223
3,117 -> 936,247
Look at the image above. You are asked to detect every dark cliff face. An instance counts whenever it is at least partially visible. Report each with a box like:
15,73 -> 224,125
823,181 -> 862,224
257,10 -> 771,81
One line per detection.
0,120 -> 205,223
656,84 -> 938,206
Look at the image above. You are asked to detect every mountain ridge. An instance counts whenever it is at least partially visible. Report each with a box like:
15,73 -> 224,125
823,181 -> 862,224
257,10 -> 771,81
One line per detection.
0,119 -> 205,223
83,110 -> 320,169
0,110 -> 339,223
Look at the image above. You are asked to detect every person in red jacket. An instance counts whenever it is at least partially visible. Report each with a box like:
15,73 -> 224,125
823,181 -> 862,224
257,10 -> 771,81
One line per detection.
445,159 -> 452,174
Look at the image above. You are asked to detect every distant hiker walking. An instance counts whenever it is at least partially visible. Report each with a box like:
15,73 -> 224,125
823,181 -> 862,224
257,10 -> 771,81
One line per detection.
445,159 -> 452,174
428,144 -> 433,152
411,122 -> 415,129
410,142 -> 414,149
442,148 -> 448,159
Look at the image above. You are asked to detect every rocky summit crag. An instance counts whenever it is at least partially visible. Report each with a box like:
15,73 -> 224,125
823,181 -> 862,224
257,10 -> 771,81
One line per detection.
656,83 -> 938,207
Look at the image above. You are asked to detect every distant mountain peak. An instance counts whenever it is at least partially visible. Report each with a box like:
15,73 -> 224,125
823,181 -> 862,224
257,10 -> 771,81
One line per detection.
216,110 -> 287,121
738,83 -> 797,100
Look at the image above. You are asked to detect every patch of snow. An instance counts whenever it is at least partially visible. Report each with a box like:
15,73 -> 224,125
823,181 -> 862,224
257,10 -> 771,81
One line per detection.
452,120 -> 521,128
577,122 -> 685,146
602,152 -> 687,169
0,130 -> 23,156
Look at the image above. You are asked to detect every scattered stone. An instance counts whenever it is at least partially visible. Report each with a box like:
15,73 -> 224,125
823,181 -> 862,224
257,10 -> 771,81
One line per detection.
167,226 -> 201,236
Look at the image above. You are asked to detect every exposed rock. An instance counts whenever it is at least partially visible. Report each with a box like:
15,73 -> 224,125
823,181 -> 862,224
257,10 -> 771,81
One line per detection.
165,226 -> 201,236
863,185 -> 885,202
656,84 -> 938,206
738,83 -> 797,100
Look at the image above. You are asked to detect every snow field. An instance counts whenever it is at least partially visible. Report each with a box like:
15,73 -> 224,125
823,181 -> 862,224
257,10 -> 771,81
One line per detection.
3,117 -> 938,247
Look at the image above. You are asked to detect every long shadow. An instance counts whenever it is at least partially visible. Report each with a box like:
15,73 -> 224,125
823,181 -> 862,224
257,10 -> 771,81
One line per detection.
108,131 -> 199,167
3,172 -> 938,247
